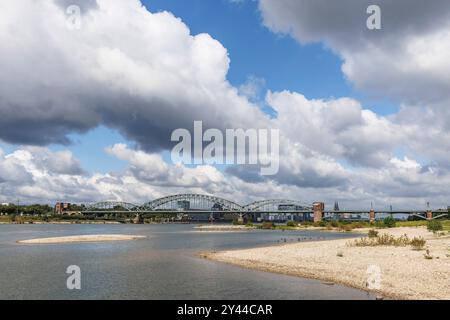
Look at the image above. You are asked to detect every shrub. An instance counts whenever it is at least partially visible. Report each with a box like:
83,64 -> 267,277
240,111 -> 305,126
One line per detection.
375,220 -> 384,228
378,234 -> 399,246
336,251 -> 344,257
331,221 -> 339,228
286,221 -> 296,227
261,222 -> 275,230
427,220 -> 443,233
383,216 -> 396,228
337,224 -> 353,232
410,237 -> 427,250
352,222 -> 365,229
351,233 -> 427,249
368,229 -> 379,238
393,234 -> 410,246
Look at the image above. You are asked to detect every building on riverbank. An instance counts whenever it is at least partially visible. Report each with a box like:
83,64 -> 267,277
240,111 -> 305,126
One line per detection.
54,202 -> 71,215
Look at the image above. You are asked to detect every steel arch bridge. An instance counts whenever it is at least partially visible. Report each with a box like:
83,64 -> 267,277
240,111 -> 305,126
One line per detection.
85,201 -> 139,212
73,196 -> 448,221
141,194 -> 244,211
243,199 -> 312,212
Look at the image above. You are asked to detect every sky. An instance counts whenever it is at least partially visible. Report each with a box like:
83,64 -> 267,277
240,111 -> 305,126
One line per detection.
1,0 -> 450,209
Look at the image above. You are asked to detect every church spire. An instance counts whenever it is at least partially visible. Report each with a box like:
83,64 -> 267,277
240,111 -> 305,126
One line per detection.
334,201 -> 340,211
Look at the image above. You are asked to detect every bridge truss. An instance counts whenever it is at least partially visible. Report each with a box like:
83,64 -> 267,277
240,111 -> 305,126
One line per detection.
140,194 -> 243,211
243,199 -> 312,212
85,201 -> 139,212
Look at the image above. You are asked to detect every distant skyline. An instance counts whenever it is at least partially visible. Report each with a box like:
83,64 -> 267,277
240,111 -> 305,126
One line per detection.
1,0 -> 450,209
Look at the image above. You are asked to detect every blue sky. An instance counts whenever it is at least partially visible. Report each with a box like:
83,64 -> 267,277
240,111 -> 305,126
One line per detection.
1,0 -> 397,174
147,0 -> 351,98
146,0 -> 398,112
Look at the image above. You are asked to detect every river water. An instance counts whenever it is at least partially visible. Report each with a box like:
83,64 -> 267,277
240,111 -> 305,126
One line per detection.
0,224 -> 375,300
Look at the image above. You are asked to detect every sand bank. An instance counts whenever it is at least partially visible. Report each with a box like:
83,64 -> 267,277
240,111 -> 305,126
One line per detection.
204,227 -> 450,300
18,234 -> 146,244
192,225 -> 255,233
194,225 -> 255,230
191,225 -> 255,234
190,230 -> 254,234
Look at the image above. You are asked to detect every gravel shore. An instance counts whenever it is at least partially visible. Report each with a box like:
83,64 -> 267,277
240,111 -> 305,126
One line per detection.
203,227 -> 450,300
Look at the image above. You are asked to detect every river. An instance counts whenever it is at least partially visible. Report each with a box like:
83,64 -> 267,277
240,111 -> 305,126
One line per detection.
0,224 -> 375,299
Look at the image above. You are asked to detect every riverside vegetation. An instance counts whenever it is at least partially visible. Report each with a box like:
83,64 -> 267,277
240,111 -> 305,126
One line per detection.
350,233 -> 427,251
235,216 -> 450,235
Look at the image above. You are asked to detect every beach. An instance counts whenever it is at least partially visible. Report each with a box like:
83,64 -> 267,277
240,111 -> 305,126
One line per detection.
203,227 -> 450,300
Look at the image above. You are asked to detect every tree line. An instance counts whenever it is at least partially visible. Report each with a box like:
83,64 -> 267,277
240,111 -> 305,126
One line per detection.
0,204 -> 53,216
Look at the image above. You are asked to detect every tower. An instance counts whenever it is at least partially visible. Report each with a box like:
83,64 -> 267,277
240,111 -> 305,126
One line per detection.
334,201 -> 340,211
333,201 -> 340,221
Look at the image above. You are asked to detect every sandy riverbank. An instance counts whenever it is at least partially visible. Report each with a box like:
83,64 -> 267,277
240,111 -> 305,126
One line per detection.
203,227 -> 450,300
194,225 -> 255,230
191,225 -> 255,233
17,234 -> 146,244
190,230 -> 254,234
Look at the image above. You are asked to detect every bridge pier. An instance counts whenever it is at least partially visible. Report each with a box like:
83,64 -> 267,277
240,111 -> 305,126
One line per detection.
313,202 -> 324,223
370,209 -> 376,224
132,214 -> 144,224
426,210 -> 433,220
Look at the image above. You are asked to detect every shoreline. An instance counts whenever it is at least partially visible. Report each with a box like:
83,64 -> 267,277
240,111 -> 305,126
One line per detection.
194,224 -> 255,229
0,221 -> 122,225
17,234 -> 146,244
202,227 -> 450,300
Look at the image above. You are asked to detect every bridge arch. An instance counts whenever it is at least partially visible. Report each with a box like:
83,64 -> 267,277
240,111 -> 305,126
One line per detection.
141,194 -> 243,211
243,199 -> 312,211
85,201 -> 139,212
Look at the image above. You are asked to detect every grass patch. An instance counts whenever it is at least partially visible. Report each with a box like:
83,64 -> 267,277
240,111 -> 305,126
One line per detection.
368,229 -> 379,238
427,220 -> 443,233
259,222 -> 276,230
410,237 -> 427,250
397,220 -> 450,231
286,221 -> 297,227
351,233 -> 427,249
340,225 -> 354,232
